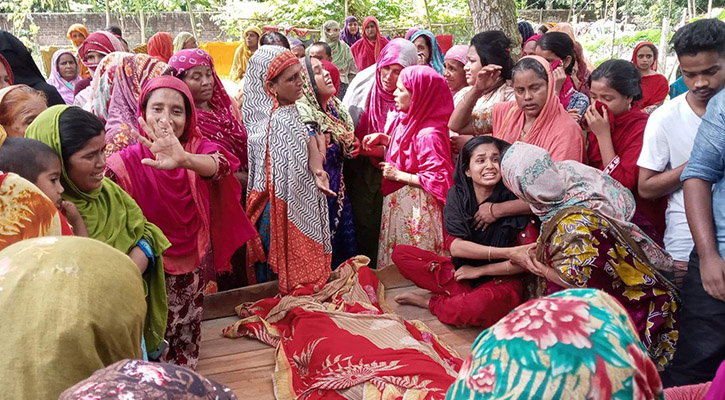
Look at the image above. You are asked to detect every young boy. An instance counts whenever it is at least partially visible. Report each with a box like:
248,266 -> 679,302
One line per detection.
0,137 -> 87,236
638,19 -> 725,285
655,19 -> 725,387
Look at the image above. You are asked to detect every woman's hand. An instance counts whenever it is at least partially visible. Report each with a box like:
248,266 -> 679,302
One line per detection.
380,162 -> 403,182
451,135 -> 473,154
504,243 -> 544,272
471,65 -> 502,95
136,117 -> 190,170
473,202 -> 498,230
350,137 -> 361,158
454,265 -> 486,281
584,107 -> 611,138
362,132 -> 390,150
553,66 -> 567,94
567,108 -> 582,123
313,169 -> 337,197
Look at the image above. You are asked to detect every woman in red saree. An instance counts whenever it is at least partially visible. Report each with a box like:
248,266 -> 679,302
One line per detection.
106,75 -> 256,368
585,59 -> 667,240
632,41 -> 669,112
351,16 -> 389,71
147,32 -> 174,63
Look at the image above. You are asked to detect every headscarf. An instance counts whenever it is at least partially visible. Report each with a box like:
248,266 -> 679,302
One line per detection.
107,75 -> 255,275
88,53 -> 172,155
0,172 -> 71,251
147,32 -> 173,63
169,48 -> 249,169
288,36 -> 303,49
230,25 -> 263,81
631,41 -> 659,71
173,31 -> 195,53
66,23 -> 89,48
350,16 -> 389,71
60,359 -> 238,400
297,55 -> 355,157
409,29 -> 445,74
78,31 -> 126,71
446,289 -> 665,400
444,44 -> 468,67
340,16 -> 362,47
522,33 -> 541,49
0,236 -> 147,400
0,31 -> 64,105
24,105 -> 170,353
405,27 -> 420,40
501,141 -> 672,271
355,38 -> 417,140
321,19 -> 356,76
518,21 -> 535,42
492,55 -> 584,162
47,48 -> 82,105
321,59 -> 341,95
382,65 -> 454,202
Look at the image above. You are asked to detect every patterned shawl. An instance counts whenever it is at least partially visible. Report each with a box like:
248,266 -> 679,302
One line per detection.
244,46 -> 331,293
78,31 -> 126,71
47,49 -> 82,105
107,76 -> 255,275
340,16 -> 361,47
230,25 -> 263,81
25,105 -> 170,353
350,16 -> 389,71
320,20 -> 357,84
447,289 -> 665,399
0,236 -> 146,400
169,48 -> 249,170
88,53 -> 173,156
147,32 -> 174,63
410,29 -> 445,74
296,55 -> 356,157
173,31 -> 195,53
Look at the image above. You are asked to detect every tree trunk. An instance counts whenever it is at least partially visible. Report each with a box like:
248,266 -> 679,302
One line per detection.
569,0 -> 576,23
186,0 -> 197,37
468,0 -> 520,53
610,0 -> 617,57
708,0 -> 713,17
105,0 -> 111,27
659,0 -> 672,72
139,9 -> 146,44
423,0 -> 433,30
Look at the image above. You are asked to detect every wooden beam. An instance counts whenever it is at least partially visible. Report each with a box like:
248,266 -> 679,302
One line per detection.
202,281 -> 279,320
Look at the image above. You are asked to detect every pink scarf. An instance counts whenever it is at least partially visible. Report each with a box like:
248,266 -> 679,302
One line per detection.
107,75 -> 256,275
169,49 -> 249,170
382,66 -> 454,203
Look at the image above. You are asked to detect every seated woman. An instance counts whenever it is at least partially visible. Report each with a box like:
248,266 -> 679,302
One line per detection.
25,106 -> 169,362
0,236 -> 147,399
493,55 -> 584,162
448,31 -> 515,154
47,49 -> 81,105
501,141 -> 679,368
632,41 -> 669,113
392,136 -> 538,328
0,84 -> 47,137
297,54 -> 360,268
585,59 -> 667,240
362,65 -> 454,270
409,29 -> 445,74
443,45 -> 468,95
447,289 -> 666,399
535,32 -> 590,121
106,76 -> 255,367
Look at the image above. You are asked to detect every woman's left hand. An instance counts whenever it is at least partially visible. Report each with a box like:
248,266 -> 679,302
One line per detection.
473,202 -> 498,230
379,162 -> 402,182
553,66 -> 567,94
454,265 -> 485,281
584,106 -> 611,138
313,169 -> 337,197
136,117 -> 189,170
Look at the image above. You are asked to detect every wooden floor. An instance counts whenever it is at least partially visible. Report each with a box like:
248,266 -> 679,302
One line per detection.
197,269 -> 483,399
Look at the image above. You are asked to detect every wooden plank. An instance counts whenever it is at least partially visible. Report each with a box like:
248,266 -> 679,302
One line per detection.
197,347 -> 276,375
203,281 -> 279,320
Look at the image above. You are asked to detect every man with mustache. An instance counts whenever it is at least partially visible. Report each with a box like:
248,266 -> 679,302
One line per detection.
640,18 -> 725,387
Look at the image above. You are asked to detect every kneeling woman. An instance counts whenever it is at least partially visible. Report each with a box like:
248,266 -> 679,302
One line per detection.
502,142 -> 679,368
106,76 -> 256,368
393,136 -> 538,328
363,65 -> 455,270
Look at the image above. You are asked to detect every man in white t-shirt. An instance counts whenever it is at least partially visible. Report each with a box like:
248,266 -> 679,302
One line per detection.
637,19 -> 725,283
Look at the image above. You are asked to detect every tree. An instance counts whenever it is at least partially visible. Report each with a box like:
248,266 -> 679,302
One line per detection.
467,0 -> 520,49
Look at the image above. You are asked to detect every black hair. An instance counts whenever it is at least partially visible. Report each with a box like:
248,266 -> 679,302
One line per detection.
470,30 -> 514,80
537,32 -> 576,76
461,136 -> 511,173
518,21 -> 535,43
672,18 -> 725,58
311,41 -> 332,58
58,107 -> 105,165
413,34 -> 432,51
0,137 -> 60,183
538,25 -> 549,34
589,59 -> 643,101
260,32 -> 290,49
106,26 -> 123,37
512,57 -> 548,82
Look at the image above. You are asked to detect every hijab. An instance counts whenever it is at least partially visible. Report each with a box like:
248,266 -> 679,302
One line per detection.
405,27 -> 420,40
47,48 -> 82,105
341,16 -> 362,47
147,32 -> 174,63
170,48 -> 249,169
230,25 -> 263,81
522,33 -> 541,48
173,31 -> 195,53
78,31 -> 126,71
24,105 -> 170,353
518,21 -> 535,42
321,59 -> 341,95
0,31 -> 64,105
66,23 -> 89,48
631,41 -> 658,71
409,29 -> 445,74
447,289 -> 665,399
0,236 -> 146,400
444,44 -> 468,68
106,76 -> 255,275
355,38 -> 417,140
321,19 -> 355,70
350,16 -> 389,71
492,55 -> 584,162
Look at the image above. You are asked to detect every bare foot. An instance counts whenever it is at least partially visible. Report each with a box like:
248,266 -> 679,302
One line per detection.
394,292 -> 430,308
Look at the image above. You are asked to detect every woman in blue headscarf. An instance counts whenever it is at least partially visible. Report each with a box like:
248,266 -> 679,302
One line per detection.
409,29 -> 444,74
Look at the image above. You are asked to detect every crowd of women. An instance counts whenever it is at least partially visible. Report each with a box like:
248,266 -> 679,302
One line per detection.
0,13 -> 724,400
